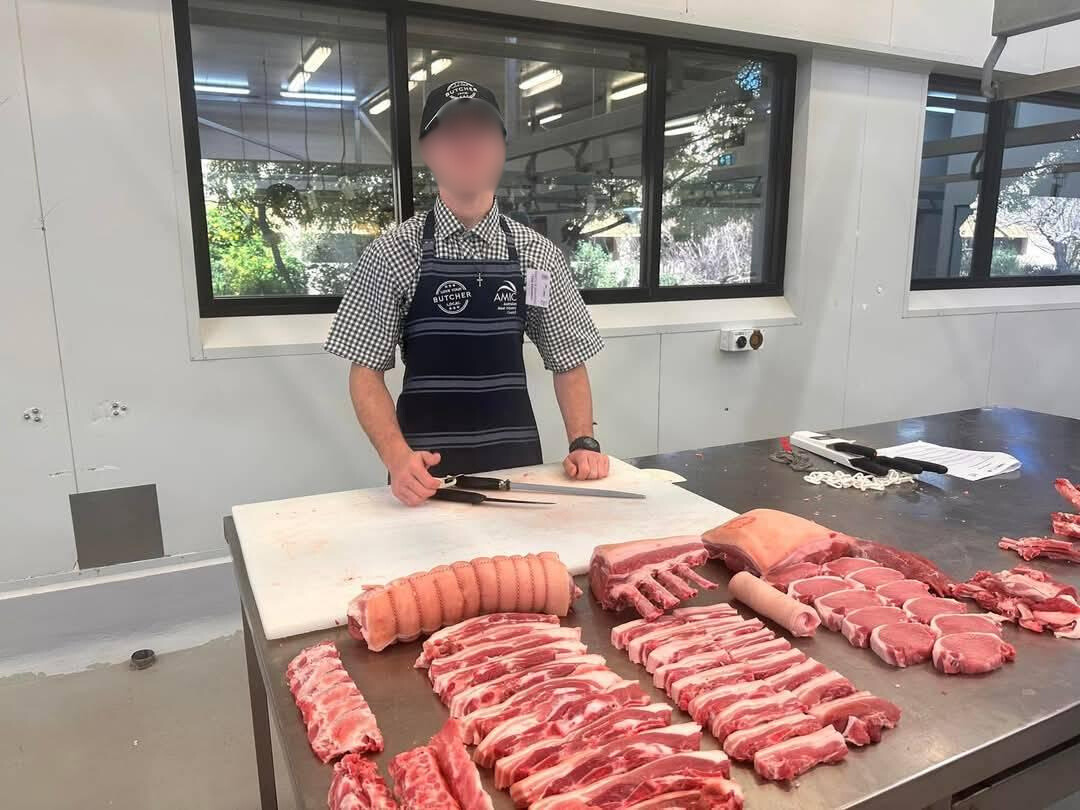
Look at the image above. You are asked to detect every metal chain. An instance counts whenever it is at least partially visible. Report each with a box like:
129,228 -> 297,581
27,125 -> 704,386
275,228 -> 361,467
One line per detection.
803,469 -> 915,491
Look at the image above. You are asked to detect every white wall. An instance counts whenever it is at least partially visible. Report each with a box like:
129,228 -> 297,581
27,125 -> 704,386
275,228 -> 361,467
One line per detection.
3,0 -> 1079,584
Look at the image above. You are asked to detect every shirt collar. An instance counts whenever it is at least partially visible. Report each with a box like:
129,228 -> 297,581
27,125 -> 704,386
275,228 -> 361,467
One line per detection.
433,195 -> 502,244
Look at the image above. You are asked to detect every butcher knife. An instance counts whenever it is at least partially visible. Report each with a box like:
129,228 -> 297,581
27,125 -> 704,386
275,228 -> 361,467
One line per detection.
442,474 -> 646,500
431,488 -> 553,506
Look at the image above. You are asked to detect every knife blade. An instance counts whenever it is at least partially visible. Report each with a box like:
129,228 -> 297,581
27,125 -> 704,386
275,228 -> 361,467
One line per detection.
445,475 -> 645,500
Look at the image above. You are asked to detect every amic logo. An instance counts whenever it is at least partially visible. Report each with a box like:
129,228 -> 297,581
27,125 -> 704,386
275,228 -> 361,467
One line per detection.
445,81 -> 478,99
493,280 -> 517,313
433,279 -> 470,314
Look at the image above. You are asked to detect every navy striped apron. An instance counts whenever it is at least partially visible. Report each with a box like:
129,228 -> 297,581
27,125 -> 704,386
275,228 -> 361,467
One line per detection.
396,211 -> 542,477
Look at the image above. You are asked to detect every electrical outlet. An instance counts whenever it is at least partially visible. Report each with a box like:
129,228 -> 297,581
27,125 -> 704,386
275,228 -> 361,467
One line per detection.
719,328 -> 764,352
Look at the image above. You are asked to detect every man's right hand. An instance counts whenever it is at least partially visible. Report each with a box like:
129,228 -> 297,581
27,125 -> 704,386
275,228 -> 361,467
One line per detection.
388,448 -> 442,506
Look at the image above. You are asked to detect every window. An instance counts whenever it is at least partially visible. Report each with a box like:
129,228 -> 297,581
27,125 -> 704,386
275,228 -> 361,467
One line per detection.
912,76 -> 1080,289
173,1 -> 795,315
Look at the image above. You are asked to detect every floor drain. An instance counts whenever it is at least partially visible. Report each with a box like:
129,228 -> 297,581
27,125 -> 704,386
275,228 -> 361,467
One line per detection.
130,649 -> 156,670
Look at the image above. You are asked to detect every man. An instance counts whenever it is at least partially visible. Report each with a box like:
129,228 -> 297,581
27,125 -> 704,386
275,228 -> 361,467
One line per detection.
325,79 -> 610,506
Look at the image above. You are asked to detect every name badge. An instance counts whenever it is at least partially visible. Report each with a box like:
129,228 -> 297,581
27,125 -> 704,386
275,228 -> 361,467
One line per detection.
525,269 -> 552,308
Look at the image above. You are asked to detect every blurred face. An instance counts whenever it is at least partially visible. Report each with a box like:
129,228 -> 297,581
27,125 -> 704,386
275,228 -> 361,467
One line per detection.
419,106 -> 506,196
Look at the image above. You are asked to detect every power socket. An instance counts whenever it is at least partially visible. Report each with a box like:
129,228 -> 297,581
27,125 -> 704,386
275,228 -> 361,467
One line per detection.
719,328 -> 764,352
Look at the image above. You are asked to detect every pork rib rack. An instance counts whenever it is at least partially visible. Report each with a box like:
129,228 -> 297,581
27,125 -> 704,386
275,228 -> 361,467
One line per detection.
590,536 -> 719,620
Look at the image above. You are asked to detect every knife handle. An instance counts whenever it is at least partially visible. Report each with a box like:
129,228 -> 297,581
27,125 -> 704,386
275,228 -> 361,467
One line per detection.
450,475 -> 507,491
432,488 -> 485,504
831,442 -> 877,458
849,457 -> 890,477
875,456 -> 925,475
895,456 -> 948,475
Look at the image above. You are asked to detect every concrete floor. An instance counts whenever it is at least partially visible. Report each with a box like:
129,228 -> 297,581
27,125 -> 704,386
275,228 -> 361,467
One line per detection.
3,633 -> 1079,810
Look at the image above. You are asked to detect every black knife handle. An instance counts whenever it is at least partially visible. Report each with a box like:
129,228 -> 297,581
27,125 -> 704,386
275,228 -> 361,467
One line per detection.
831,442 -> 877,458
875,456 -> 925,475
895,456 -> 948,475
432,488 -> 485,504
849,457 -> 891,477
450,475 -> 507,491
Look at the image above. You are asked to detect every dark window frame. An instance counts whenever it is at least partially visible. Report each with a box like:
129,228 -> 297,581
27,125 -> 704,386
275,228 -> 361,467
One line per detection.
912,75 -> 1080,291
172,0 -> 797,317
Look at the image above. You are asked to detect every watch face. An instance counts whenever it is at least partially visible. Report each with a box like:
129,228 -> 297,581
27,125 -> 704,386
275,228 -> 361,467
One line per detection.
573,436 -> 601,453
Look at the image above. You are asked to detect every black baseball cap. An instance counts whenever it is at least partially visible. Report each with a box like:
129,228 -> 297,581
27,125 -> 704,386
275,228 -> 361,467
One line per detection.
419,80 -> 506,139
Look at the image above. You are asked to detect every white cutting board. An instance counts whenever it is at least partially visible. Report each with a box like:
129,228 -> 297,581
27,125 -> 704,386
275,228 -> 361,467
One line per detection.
232,458 -> 737,640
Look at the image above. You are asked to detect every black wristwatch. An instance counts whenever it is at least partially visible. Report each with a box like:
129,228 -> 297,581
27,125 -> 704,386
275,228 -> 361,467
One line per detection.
569,436 -> 601,453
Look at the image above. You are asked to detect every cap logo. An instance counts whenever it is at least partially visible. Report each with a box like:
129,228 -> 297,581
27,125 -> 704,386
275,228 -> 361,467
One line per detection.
445,81 -> 478,99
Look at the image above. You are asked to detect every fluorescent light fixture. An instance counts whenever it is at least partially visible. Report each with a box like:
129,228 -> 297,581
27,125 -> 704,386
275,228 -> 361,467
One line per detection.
521,71 -> 563,98
609,81 -> 646,101
665,114 -> 699,128
664,124 -> 697,137
194,83 -> 250,95
369,97 -> 391,115
286,70 -> 310,93
538,111 -> 562,125
410,68 -> 428,82
281,90 -> 356,102
519,67 -> 561,91
303,45 -> 332,73
926,106 -> 957,114
431,57 -> 453,75
928,91 -> 957,99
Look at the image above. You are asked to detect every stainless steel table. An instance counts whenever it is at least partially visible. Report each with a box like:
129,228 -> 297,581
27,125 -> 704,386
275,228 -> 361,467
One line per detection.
226,407 -> 1080,810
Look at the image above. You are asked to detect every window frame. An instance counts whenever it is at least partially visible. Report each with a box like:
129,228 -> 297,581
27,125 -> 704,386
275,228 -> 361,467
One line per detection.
911,75 -> 1080,291
172,0 -> 797,317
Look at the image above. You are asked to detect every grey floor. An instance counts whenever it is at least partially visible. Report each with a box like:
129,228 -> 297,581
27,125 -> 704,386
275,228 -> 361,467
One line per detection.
2,634 -> 1078,810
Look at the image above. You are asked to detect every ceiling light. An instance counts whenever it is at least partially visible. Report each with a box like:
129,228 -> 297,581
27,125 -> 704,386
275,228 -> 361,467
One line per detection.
538,111 -> 562,125
665,114 -> 699,128
369,97 -> 391,115
281,90 -> 356,102
926,106 -> 957,115
521,73 -> 563,98
286,70 -> 310,93
609,81 -> 646,101
431,57 -> 453,75
519,67 -> 561,91
410,68 -> 428,82
194,84 -> 250,95
303,45 -> 332,74
664,124 -> 697,137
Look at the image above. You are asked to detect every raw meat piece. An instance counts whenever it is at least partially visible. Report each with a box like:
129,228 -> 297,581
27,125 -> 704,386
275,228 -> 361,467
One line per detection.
645,626 -> 755,674
728,637 -> 791,662
903,596 -> 969,624
933,632 -> 1016,674
687,680 -> 777,725
845,566 -> 905,589
428,626 -> 582,682
494,704 -> 672,789
328,754 -> 398,810
655,650 -> 739,691
1056,478 -> 1080,511
702,510 -> 856,574
810,692 -> 901,745
876,579 -> 931,607
712,626 -> 774,650
728,572 -> 821,637
416,616 -> 563,667
841,605 -> 910,648
612,615 -> 687,650
622,780 -> 744,810
929,613 -> 1003,637
870,622 -> 938,667
433,638 -> 588,701
761,657 -> 829,692
788,576 -> 851,605
671,649 -> 807,710
527,751 -> 732,810
474,685 -> 652,767
764,562 -> 823,590
672,603 -> 739,619
821,557 -> 879,577
851,539 -> 957,596
723,713 -> 823,762
462,670 -> 642,744
449,655 -> 607,718
508,723 -> 702,807
1052,513 -> 1080,541
389,746 -> 462,810
430,719 -> 494,810
753,725 -> 848,781
629,616 -> 749,664
1001,536 -> 1080,563
590,536 -> 719,619
709,690 -> 805,742
792,671 -> 856,707
349,553 -> 579,652
814,589 -> 886,632
286,642 -> 383,763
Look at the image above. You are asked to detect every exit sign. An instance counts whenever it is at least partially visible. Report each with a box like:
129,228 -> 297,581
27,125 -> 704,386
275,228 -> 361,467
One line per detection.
718,153 -> 735,167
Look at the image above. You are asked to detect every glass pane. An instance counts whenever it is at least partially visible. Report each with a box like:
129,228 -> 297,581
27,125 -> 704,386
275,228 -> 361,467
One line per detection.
402,18 -> 646,290
189,0 -> 392,299
992,96 -> 1080,277
912,89 -> 988,280
659,52 -> 778,286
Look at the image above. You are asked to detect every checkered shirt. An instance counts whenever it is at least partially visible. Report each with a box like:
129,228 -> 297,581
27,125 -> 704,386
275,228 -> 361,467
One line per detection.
324,197 -> 603,373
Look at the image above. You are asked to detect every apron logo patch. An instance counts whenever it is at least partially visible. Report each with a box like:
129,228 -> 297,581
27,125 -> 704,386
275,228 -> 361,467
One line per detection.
493,280 -> 517,314
445,81 -> 478,99
433,279 -> 471,314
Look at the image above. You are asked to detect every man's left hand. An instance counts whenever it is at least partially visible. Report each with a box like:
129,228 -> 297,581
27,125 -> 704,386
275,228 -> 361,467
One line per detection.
564,450 -> 610,480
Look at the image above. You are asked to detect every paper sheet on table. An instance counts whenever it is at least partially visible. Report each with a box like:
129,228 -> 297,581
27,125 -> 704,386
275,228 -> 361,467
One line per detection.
876,440 -> 1021,481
